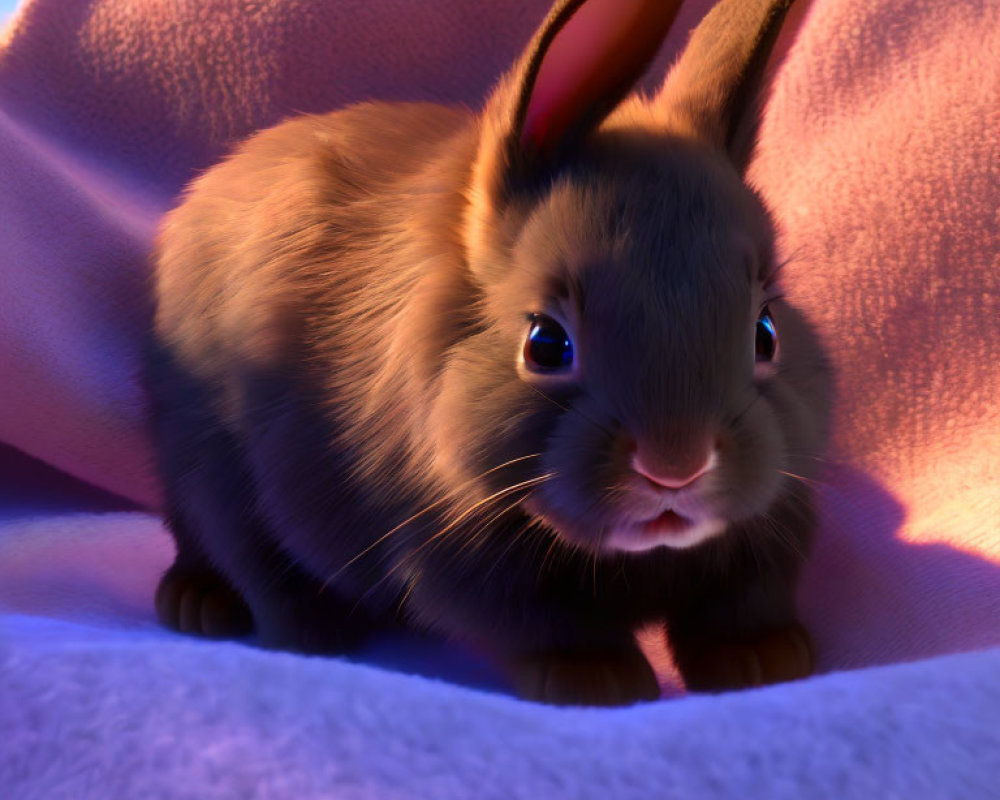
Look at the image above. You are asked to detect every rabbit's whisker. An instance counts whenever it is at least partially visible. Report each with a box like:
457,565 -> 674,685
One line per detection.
776,468 -> 825,489
351,477 -> 554,615
322,453 -> 543,589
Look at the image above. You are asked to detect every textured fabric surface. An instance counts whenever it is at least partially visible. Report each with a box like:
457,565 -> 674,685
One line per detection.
1,0 -> 998,796
3,612 -> 999,800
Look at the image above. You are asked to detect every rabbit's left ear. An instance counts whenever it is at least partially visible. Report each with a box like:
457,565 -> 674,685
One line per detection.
478,0 -> 682,195
466,0 -> 682,281
513,0 -> 682,166
656,0 -> 794,173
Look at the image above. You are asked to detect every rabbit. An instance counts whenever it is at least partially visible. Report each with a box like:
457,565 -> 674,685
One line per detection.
145,0 -> 831,706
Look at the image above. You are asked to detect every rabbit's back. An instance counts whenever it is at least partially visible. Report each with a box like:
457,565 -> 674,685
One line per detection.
152,102 -> 475,384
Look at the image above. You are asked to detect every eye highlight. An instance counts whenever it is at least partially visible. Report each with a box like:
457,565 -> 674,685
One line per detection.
755,305 -> 777,363
523,314 -> 574,373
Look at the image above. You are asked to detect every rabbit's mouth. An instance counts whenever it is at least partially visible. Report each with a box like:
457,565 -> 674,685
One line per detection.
523,466 -> 731,554
642,509 -> 689,535
604,509 -> 726,552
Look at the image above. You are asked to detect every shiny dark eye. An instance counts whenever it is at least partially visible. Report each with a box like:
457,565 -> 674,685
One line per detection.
524,314 -> 574,372
755,306 -> 777,362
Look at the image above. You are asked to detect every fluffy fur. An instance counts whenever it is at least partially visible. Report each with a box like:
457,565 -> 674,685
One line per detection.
146,0 -> 831,704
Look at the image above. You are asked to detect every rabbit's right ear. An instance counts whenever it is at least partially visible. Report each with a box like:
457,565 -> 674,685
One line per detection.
465,0 -> 682,275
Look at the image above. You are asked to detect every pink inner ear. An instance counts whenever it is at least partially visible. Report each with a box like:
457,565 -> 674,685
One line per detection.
521,0 -> 680,155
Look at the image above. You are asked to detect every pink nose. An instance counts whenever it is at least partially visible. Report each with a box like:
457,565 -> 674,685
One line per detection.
629,448 -> 715,490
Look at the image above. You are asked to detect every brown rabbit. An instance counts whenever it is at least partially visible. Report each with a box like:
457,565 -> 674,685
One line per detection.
145,0 -> 831,705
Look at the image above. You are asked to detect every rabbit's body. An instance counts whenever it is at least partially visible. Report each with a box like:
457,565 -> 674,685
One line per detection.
148,103 -> 483,643
147,0 -> 831,703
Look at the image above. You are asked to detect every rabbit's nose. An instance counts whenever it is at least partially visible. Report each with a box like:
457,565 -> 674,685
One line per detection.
628,444 -> 717,490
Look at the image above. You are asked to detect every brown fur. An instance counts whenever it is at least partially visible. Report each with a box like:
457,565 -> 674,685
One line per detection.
146,0 -> 830,704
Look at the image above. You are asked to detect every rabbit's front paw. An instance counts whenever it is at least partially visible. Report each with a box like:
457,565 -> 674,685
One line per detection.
509,646 -> 661,706
155,563 -> 252,638
676,622 -> 814,692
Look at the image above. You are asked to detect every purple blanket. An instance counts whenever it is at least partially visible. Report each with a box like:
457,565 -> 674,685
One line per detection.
1,0 -> 998,796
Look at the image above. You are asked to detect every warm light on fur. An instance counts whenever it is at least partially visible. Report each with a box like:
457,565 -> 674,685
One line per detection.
146,0 -> 828,705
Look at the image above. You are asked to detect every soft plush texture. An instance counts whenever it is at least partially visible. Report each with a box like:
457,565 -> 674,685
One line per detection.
1,0 -> 997,796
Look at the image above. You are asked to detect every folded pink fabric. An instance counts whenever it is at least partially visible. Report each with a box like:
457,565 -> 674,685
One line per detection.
1,0 -> 997,682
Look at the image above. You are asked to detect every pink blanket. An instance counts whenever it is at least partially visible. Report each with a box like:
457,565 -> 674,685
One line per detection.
2,0 -> 998,795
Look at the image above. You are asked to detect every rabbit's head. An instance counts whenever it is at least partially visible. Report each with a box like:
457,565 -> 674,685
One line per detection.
426,0 -> 827,554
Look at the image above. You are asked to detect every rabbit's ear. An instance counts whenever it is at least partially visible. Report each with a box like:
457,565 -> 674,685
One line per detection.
465,0 -> 681,281
656,0 -> 794,173
489,0 -> 682,181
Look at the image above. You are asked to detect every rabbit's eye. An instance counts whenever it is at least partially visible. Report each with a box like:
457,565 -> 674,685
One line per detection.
755,306 -> 777,362
524,314 -> 574,372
